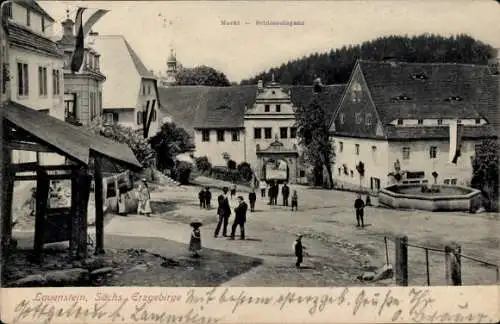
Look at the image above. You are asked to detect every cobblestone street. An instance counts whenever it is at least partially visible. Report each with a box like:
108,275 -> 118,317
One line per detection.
100,177 -> 500,286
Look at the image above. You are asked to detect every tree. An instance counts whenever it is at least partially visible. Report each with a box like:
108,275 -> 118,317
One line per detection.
471,139 -> 499,211
148,122 -> 195,171
89,117 -> 155,167
237,162 -> 253,181
175,65 -> 231,86
295,95 -> 335,188
241,34 -> 495,85
356,161 -> 365,190
195,156 -> 212,174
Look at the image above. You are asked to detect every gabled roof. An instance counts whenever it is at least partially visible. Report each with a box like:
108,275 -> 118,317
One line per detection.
357,60 -> 494,123
158,84 -> 346,135
4,101 -> 142,170
16,0 -> 55,22
7,22 -> 63,58
89,35 -> 156,109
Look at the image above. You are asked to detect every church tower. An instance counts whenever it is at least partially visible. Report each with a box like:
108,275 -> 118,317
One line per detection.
165,48 -> 178,85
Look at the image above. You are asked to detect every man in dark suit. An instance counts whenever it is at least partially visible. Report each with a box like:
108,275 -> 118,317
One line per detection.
281,183 -> 290,206
214,187 -> 231,237
230,196 -> 248,240
354,195 -> 366,228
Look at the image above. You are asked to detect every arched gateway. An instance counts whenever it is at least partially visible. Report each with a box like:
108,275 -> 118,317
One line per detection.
256,139 -> 299,184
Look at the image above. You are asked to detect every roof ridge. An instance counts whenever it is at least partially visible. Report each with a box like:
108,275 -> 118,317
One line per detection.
358,59 -> 489,68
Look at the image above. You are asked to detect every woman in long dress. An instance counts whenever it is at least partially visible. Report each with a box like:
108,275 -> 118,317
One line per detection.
189,221 -> 203,257
118,186 -> 127,216
137,179 -> 152,217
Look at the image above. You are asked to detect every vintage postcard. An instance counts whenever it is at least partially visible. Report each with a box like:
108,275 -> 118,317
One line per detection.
0,0 -> 499,323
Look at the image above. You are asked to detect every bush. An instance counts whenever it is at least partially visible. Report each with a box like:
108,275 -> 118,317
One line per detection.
173,161 -> 192,185
195,156 -> 212,173
227,160 -> 237,170
237,162 -> 253,181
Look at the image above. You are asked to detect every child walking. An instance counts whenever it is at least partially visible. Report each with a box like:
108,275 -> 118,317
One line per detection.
293,234 -> 306,268
291,190 -> 298,211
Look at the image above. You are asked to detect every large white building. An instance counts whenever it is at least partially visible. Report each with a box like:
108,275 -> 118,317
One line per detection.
330,60 -> 498,191
159,78 -> 346,183
4,0 -> 65,164
88,34 -> 162,138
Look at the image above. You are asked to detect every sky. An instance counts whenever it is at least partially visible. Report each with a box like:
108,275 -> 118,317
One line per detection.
39,0 -> 500,83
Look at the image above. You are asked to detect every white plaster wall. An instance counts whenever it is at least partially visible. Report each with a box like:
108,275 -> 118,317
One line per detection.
193,129 -> 245,166
9,48 -> 65,120
332,137 -> 390,189
388,139 -> 480,186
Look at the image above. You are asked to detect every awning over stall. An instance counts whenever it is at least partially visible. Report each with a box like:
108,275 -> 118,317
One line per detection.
4,101 -> 142,170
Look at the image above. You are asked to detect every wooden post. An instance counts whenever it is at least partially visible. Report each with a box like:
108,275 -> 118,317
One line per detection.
395,235 -> 408,286
445,243 -> 462,286
1,143 -> 14,252
70,167 -> 81,258
33,168 -> 49,263
94,156 -> 105,255
74,167 -> 90,259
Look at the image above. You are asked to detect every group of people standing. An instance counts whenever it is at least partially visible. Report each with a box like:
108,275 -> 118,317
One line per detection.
214,186 -> 248,240
259,180 -> 298,211
198,187 -> 212,209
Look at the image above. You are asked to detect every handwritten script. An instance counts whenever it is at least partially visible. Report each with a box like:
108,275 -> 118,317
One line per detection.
9,287 -> 495,324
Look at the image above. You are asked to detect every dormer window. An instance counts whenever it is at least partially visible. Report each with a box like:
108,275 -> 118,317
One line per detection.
475,118 -> 481,124
276,104 -> 281,112
412,73 -> 428,81
397,119 -> 404,126
437,119 -> 443,125
393,95 -> 412,101
417,119 -> 423,125
445,96 -> 463,102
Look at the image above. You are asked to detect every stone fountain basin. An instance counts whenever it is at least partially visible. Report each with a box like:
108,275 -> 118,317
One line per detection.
378,184 -> 482,212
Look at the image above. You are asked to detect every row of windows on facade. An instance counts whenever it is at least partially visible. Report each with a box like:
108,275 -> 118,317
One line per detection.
263,104 -> 281,112
339,112 -> 482,126
64,91 -> 102,122
17,63 -> 61,97
338,141 -> 480,160
4,4 -> 47,33
141,83 -> 154,96
201,127 -> 298,142
337,167 -> 459,185
64,51 -> 100,72
135,99 -> 158,125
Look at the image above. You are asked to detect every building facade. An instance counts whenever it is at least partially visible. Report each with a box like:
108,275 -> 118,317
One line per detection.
160,79 -> 345,183
4,0 -> 65,164
330,60 -> 498,191
88,34 -> 162,138
57,19 -> 106,126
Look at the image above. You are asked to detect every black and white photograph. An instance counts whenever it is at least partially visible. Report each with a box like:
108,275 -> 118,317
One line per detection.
0,0 -> 499,321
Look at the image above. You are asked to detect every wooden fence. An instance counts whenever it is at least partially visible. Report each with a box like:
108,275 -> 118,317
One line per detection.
385,235 -> 499,286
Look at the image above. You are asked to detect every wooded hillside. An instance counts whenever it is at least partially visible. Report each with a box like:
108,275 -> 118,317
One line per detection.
240,34 -> 496,85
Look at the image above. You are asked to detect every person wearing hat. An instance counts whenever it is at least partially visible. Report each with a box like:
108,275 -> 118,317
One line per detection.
230,196 -> 248,240
137,178 -> 152,217
189,221 -> 203,257
198,188 -> 206,209
248,189 -> 257,212
293,234 -> 307,268
214,187 -> 231,237
204,187 -> 212,209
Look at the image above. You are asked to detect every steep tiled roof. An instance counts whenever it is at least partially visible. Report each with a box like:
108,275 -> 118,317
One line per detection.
123,39 -> 155,79
157,84 -> 346,135
89,35 -> 155,109
17,0 -> 55,22
7,22 -> 63,58
358,60 -> 495,123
